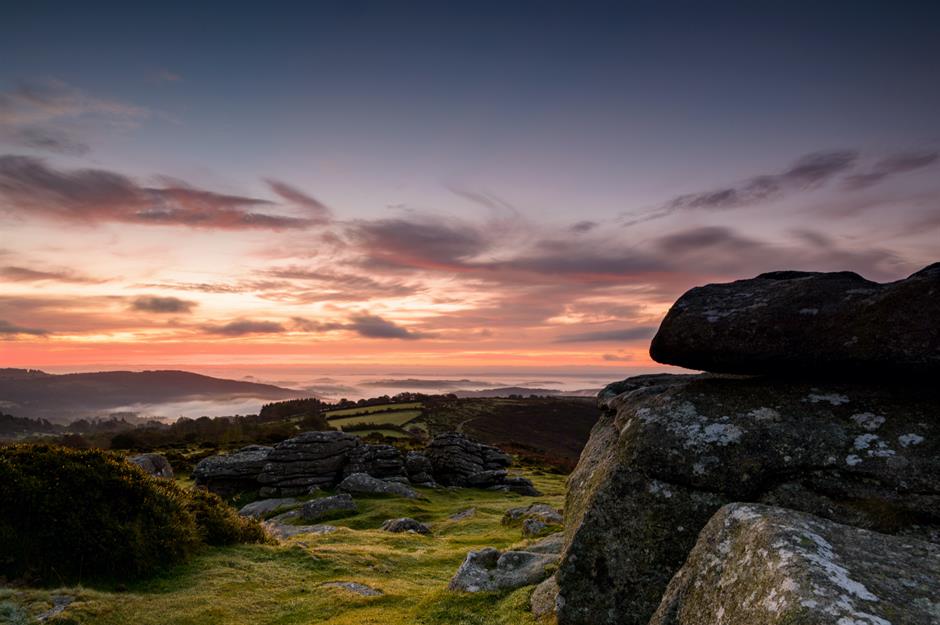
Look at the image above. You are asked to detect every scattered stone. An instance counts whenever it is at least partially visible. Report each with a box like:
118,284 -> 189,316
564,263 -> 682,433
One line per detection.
649,263 -> 940,377
525,532 -> 565,555
449,507 -> 476,521
128,453 -> 173,478
650,503 -> 940,625
321,581 -> 383,596
381,517 -> 431,534
192,445 -> 272,496
36,595 -> 73,622
522,518 -> 548,537
337,472 -> 419,499
237,497 -> 300,519
556,373 -> 940,625
258,431 -> 361,496
502,503 -> 563,527
503,475 -> 542,496
300,493 -> 358,522
449,547 -> 558,593
264,522 -> 337,539
530,576 -> 560,619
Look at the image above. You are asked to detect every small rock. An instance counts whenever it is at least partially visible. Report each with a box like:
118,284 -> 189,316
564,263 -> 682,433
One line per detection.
300,493 -> 358,522
381,517 -> 431,534
36,595 -> 73,622
238,497 -> 300,519
530,575 -> 560,619
502,503 -> 563,526
264,522 -> 337,539
522,518 -> 549,537
449,547 -> 558,593
321,581 -> 383,596
128,453 -> 173,478
449,507 -> 476,521
525,532 -> 565,555
337,472 -> 419,499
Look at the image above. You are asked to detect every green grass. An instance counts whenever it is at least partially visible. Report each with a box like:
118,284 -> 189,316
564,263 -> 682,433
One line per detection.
324,403 -> 423,418
347,429 -> 413,439
329,410 -> 423,428
2,471 -> 565,625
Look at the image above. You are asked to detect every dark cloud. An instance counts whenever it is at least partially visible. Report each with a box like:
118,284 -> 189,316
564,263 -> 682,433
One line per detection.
201,320 -> 285,335
263,266 -> 418,301
843,150 -> 939,190
0,155 -> 315,230
0,265 -> 99,283
0,319 -> 47,336
656,226 -> 764,254
11,127 -> 90,156
448,186 -> 516,211
266,179 -> 332,223
601,353 -> 633,362
348,216 -> 488,270
569,220 -> 598,233
554,326 -> 657,343
348,314 -> 426,340
625,150 -> 860,224
130,296 -> 197,314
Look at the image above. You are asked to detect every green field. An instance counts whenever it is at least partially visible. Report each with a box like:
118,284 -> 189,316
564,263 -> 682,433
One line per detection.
1,471 -> 565,625
325,402 -> 423,418
329,410 -> 422,429
347,428 -> 413,439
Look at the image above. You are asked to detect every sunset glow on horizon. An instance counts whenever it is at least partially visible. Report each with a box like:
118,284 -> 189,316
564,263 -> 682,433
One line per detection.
2,3 -> 939,375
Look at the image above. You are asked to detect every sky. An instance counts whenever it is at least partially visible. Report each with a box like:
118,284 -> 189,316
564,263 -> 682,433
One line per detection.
1,1 -> 939,376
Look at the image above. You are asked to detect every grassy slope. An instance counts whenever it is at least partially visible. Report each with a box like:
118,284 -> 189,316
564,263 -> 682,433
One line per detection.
3,471 -> 565,625
324,403 -> 423,418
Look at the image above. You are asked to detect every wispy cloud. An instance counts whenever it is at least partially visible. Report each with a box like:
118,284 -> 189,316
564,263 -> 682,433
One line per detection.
843,150 -> 939,190
130,296 -> 197,314
266,179 -> 332,224
202,319 -> 286,335
555,326 -> 657,343
348,314 -> 426,340
0,265 -> 101,283
0,319 -> 47,336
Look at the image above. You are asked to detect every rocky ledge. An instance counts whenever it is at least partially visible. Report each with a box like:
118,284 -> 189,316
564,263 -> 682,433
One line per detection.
650,503 -> 940,625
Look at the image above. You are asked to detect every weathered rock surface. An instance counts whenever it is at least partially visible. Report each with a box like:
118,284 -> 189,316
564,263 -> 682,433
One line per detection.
525,532 -> 565,555
264,521 -> 337,539
238,497 -> 300,519
343,444 -> 407,481
300,493 -> 358,522
257,431 -> 360,495
128,453 -> 173,478
449,547 -> 558,593
381,517 -> 431,534
649,263 -> 940,377
556,374 -> 940,625
321,581 -> 382,596
530,576 -> 560,619
405,451 -> 437,487
449,507 -> 476,521
337,472 -> 419,499
426,432 -> 539,494
503,503 -> 563,527
650,503 -> 940,625
192,445 -> 272,495
523,518 -> 549,537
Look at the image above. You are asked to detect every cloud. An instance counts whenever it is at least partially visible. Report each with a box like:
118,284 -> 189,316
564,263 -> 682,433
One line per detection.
448,186 -> 516,211
0,155 -> 316,230
348,314 -> 426,339
10,126 -> 90,156
0,265 -> 100,283
843,150 -> 939,190
130,296 -> 197,314
201,319 -> 286,335
555,326 -> 657,343
0,319 -> 47,336
0,78 -> 148,127
348,215 -> 489,270
153,69 -> 182,83
263,266 -> 418,301
266,179 -> 332,223
569,220 -> 598,233
602,353 -> 633,362
625,150 -> 859,224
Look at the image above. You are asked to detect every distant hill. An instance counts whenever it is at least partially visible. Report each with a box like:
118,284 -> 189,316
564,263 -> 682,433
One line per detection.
0,369 -> 303,421
452,386 -> 601,398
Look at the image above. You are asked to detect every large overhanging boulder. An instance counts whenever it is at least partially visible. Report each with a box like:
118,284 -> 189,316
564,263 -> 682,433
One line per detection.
649,263 -> 940,377
650,503 -> 940,625
553,374 -> 940,625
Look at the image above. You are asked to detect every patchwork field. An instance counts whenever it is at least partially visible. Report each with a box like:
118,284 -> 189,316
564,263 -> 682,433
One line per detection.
0,471 -> 566,625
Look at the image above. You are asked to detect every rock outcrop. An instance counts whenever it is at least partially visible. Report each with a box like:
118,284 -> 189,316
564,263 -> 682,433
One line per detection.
404,451 -> 437,487
128,453 -> 173,478
192,444 -> 272,495
237,497 -> 300,519
502,503 -> 563,527
342,444 -> 407,481
258,432 -> 360,496
337,472 -> 419,499
649,263 -> 940,377
381,517 -> 431,534
554,374 -> 940,625
650,503 -> 940,625
449,547 -> 558,593
426,432 -> 539,494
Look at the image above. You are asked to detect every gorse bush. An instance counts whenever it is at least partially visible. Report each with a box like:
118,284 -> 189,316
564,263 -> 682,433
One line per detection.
0,445 -> 267,585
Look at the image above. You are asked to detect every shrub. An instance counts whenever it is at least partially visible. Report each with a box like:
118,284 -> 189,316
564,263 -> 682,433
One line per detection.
0,444 -> 267,585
